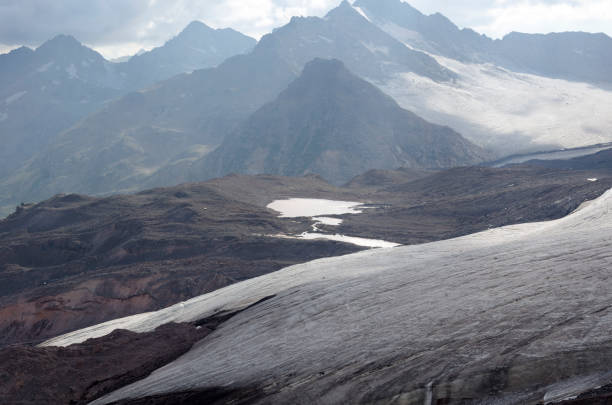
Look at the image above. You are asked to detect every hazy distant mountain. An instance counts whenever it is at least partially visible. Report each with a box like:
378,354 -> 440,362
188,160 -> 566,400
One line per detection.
201,59 -> 489,184
0,43 -> 297,211
354,0 -> 492,62
262,0 -> 455,83
0,35 -> 122,179
117,21 -> 256,90
0,24 -> 255,184
497,31 -> 612,84
0,1 -> 456,212
355,0 -> 612,84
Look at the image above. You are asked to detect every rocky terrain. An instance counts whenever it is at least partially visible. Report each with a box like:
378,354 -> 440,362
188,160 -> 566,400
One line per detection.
0,305 -> 256,405
0,178 -> 361,347
45,180 -> 612,405
1,163 -> 611,351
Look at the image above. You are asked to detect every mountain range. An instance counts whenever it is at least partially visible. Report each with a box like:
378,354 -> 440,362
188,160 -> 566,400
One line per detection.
0,21 -> 255,183
1,0 -> 612,216
355,0 -> 612,84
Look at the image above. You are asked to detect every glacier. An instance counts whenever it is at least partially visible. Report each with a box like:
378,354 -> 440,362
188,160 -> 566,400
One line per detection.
39,188 -> 612,404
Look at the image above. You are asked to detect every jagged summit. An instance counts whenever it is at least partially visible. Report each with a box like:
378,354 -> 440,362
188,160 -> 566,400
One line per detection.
326,0 -> 365,20
37,34 -> 84,52
173,20 -> 214,42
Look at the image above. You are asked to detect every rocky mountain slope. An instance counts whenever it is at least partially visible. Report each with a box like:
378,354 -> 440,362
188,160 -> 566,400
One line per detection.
44,182 -> 612,405
200,58 -> 489,184
1,164 -> 610,348
0,176 -> 363,347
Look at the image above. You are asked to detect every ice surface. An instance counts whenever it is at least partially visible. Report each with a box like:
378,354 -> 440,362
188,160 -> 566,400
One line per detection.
299,232 -> 400,248
312,217 -> 343,226
379,54 -> 612,154
78,187 -> 612,404
267,198 -> 363,217
0,112 -> 7,122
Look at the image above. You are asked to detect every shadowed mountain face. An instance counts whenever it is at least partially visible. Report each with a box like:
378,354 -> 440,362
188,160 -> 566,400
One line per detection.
355,0 -> 612,84
201,58 -> 490,184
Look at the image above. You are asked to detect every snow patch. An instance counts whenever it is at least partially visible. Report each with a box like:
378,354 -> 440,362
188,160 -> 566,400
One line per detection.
352,6 -> 372,22
380,21 -> 423,48
361,41 -> 390,56
37,61 -> 54,72
66,63 -> 78,79
267,198 -> 397,248
312,217 -> 343,226
5,91 -> 26,105
267,198 -> 363,217
299,232 -> 400,248
588,178 -> 598,182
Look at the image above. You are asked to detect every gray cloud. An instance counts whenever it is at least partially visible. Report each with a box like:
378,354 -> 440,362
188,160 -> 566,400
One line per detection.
0,0 -> 610,58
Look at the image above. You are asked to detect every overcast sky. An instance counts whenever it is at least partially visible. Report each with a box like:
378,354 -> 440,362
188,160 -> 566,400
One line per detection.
0,0 -> 611,59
